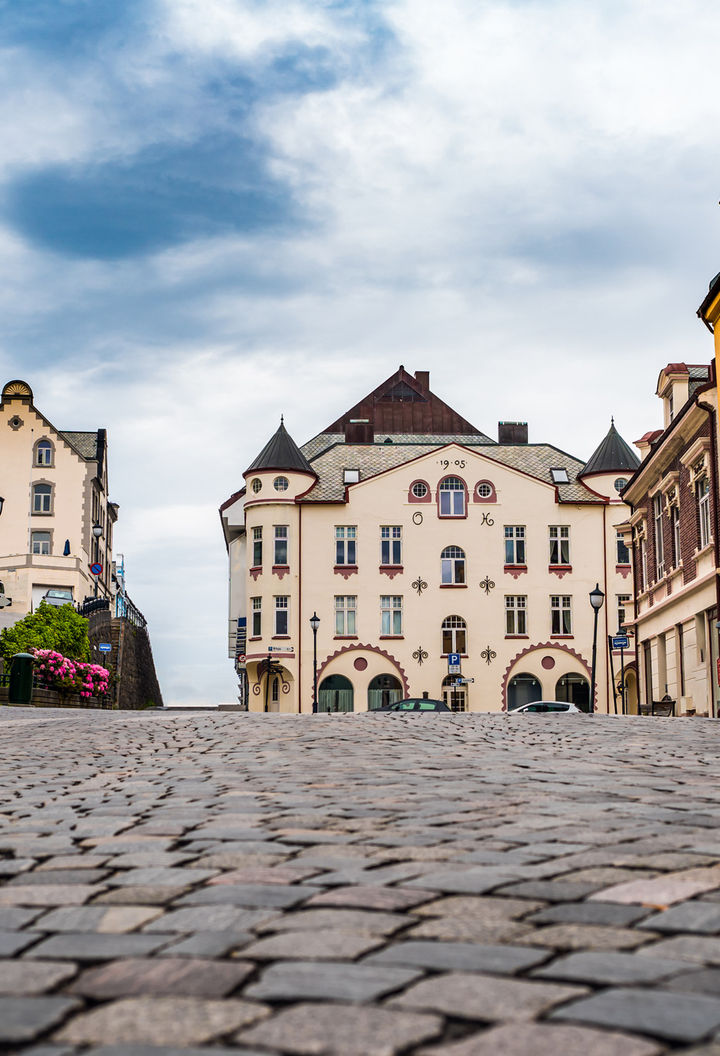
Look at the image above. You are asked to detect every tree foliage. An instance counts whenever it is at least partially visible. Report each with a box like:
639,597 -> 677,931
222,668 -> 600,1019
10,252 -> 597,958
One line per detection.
0,602 -> 90,663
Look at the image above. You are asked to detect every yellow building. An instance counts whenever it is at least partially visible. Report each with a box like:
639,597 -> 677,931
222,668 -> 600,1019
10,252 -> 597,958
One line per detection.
221,367 -> 638,713
0,380 -> 117,626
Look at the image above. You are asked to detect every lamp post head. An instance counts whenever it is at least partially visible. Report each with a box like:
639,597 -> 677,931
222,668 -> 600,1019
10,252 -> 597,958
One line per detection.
92,523 -> 103,540
309,612 -> 320,633
589,583 -> 605,611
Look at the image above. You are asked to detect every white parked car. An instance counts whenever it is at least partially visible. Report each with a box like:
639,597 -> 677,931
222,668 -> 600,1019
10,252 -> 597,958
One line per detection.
41,588 -> 74,608
510,701 -> 584,715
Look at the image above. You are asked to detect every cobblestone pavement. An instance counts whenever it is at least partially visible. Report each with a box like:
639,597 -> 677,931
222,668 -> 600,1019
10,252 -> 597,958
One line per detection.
3,711 -> 720,1055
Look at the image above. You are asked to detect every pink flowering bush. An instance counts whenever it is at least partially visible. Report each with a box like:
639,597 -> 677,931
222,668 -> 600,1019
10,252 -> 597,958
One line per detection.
32,649 -> 109,700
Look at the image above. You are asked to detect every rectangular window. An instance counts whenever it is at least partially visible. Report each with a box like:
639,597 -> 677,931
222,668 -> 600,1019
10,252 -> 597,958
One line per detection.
32,484 -> 52,514
274,525 -> 288,566
654,494 -> 665,578
335,595 -> 357,636
274,596 -> 289,636
335,526 -> 357,565
31,531 -> 51,555
617,594 -> 630,633
671,506 -> 680,567
251,597 -> 261,637
639,537 -> 648,591
505,595 -> 527,635
551,595 -> 572,635
616,531 -> 630,565
505,525 -> 526,565
381,595 -> 403,636
698,478 -> 711,550
252,527 -> 262,567
380,526 -> 402,565
549,525 -> 570,565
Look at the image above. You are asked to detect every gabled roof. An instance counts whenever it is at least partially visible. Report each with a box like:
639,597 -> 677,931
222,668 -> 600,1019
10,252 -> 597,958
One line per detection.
579,421 -> 640,478
323,365 -> 492,440
245,419 -> 315,476
59,431 -> 100,460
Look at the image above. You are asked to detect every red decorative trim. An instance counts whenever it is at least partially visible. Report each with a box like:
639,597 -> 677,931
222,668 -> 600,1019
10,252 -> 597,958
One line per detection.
249,567 -> 262,581
504,564 -> 528,579
379,635 -> 404,640
334,565 -> 358,579
550,635 -> 574,639
249,636 -> 261,642
549,565 -> 572,578
616,564 -> 632,579
333,635 -> 358,640
272,565 -> 290,579
505,635 -> 529,640
317,643 -> 409,697
272,635 -> 291,640
440,583 -> 468,588
379,565 -> 403,578
408,480 -> 432,504
245,651 -> 294,660
501,641 -> 592,712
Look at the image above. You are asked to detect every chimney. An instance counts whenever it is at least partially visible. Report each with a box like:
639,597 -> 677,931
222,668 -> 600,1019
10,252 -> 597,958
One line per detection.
498,421 -> 528,444
345,418 -> 374,444
415,370 -> 430,390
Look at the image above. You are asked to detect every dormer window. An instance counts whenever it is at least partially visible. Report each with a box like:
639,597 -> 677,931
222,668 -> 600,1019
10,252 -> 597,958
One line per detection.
344,469 -> 360,484
550,468 -> 569,484
251,478 -> 262,494
274,476 -> 289,492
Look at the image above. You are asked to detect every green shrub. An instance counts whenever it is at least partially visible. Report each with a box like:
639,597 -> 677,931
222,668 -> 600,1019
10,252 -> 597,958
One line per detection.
0,602 -> 90,664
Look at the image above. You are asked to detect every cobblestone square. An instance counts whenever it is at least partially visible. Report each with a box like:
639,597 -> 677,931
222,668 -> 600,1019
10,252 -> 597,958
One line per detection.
2,708 -> 720,1053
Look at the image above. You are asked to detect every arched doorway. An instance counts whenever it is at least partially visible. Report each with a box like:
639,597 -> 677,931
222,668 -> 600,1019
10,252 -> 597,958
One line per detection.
368,674 -> 402,711
442,675 -> 467,712
507,672 -> 542,711
555,673 -> 590,712
318,674 -> 354,713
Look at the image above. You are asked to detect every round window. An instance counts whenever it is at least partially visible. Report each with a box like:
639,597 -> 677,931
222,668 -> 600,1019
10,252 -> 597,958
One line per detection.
274,476 -> 289,492
477,482 -> 493,498
251,478 -> 262,494
412,481 -> 428,498
614,477 -> 628,493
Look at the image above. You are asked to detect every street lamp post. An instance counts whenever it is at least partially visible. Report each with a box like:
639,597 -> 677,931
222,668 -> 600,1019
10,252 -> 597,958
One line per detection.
91,523 -> 103,597
309,612 -> 320,713
589,583 -> 605,713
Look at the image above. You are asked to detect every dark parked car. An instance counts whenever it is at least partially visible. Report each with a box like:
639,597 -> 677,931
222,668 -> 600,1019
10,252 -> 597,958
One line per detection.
379,697 -> 451,712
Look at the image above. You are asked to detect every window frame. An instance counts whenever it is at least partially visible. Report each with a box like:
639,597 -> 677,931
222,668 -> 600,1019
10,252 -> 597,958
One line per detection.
550,594 -> 572,635
504,525 -> 526,566
549,525 -> 570,566
273,525 -> 289,566
380,526 -> 402,566
698,477 -> 712,550
252,526 -> 262,568
505,595 -> 527,635
653,493 -> 665,579
441,544 -> 466,585
441,614 -> 467,655
671,505 -> 680,567
437,476 -> 467,518
31,530 -> 51,556
251,597 -> 262,637
274,595 -> 289,636
31,481 -> 53,515
335,525 -> 357,566
34,438 -> 54,468
380,594 -> 403,636
616,531 -> 630,566
335,595 -> 357,636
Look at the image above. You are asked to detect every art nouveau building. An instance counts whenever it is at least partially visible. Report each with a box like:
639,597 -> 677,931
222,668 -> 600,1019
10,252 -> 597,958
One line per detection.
0,380 -> 117,627
221,367 -> 639,713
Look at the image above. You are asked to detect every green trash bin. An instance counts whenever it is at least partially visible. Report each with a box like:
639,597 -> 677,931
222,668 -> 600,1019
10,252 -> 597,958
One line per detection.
9,652 -> 34,706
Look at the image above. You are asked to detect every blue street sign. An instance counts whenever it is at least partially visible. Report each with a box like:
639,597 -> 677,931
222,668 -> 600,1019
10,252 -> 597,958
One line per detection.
448,652 -> 461,674
90,562 -> 102,576
98,643 -> 112,653
612,635 -> 629,650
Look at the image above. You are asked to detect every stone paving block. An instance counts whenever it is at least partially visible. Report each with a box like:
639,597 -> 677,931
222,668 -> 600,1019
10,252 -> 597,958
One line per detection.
0,928 -> 43,955
496,880 -> 601,901
36,855 -> 110,871
0,856 -> 36,875
106,866 -> 218,887
0,995 -> 81,1043
69,957 -> 254,998
104,852 -> 196,868
640,902 -> 720,935
0,905 -> 43,929
304,884 -> 436,911
235,1000 -> 443,1055
26,931 -> 173,960
590,865 -> 720,907
527,902 -> 652,927
92,885 -> 189,905
35,905 -> 162,933
177,883 -> 315,908
365,939 -> 548,974
414,894 -> 544,919
665,968 -> 720,996
636,936 -> 720,965
245,959 -> 422,1002
240,927 -> 384,960
55,996 -> 270,1046
143,905 -> 277,933
156,930 -> 252,957
85,1047 -> 265,1056
406,916 -> 534,943
207,864 -> 322,885
416,1022 -> 663,1055
532,950 -> 692,985
0,958 -> 78,994
388,970 -> 586,1020
16,1045 -> 78,1056
0,884 -> 103,906
550,986 -> 720,1043
524,924 -> 656,951
404,865 -> 523,893
255,907 -> 409,935
8,868 -> 109,885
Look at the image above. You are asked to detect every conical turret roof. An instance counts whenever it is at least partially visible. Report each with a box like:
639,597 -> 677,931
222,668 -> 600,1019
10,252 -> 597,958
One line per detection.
245,419 -> 314,475
579,420 -> 640,477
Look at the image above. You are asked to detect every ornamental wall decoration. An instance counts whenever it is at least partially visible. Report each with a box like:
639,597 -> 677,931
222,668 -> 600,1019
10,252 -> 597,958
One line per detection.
412,646 -> 429,666
480,512 -> 494,526
479,576 -> 495,595
412,576 -> 428,596
481,645 -> 497,665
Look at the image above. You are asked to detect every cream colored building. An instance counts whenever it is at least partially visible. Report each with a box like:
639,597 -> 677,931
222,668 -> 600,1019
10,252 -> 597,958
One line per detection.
0,380 -> 117,626
621,362 -> 719,717
221,367 -> 639,714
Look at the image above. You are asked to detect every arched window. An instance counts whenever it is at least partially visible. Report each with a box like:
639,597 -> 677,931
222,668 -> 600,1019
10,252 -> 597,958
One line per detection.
318,674 -> 354,713
555,673 -> 590,712
507,673 -> 542,711
441,545 -> 466,585
367,674 -> 402,711
442,615 -> 466,655
271,677 -> 280,702
438,476 -> 466,517
34,439 -> 53,467
32,483 -> 52,514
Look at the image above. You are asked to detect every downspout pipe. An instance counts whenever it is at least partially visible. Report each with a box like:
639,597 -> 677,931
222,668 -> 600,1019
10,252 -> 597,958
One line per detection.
698,399 -> 720,717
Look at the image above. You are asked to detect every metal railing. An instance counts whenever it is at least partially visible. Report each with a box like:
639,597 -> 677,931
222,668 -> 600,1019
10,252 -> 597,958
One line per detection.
114,593 -> 146,629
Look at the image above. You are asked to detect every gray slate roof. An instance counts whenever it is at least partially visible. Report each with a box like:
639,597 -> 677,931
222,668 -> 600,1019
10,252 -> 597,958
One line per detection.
579,422 -> 640,477
247,421 -> 315,475
59,431 -> 98,460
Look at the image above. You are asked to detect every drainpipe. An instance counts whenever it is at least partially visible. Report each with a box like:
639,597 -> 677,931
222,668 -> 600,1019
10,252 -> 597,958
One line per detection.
698,399 -> 720,718
298,503 -> 302,714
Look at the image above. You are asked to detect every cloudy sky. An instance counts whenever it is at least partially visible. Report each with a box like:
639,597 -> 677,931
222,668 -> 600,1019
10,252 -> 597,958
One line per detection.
1,0 -> 718,705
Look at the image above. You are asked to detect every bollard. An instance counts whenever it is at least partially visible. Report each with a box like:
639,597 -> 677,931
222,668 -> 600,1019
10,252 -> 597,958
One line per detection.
8,652 -> 34,706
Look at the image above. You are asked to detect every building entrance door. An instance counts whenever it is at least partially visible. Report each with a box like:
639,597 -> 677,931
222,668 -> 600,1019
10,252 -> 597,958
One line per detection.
442,676 -> 467,712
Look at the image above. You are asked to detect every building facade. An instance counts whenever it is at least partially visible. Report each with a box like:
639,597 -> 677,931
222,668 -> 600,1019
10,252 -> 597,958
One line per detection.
0,380 -> 117,627
221,367 -> 638,713
621,362 -> 719,717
